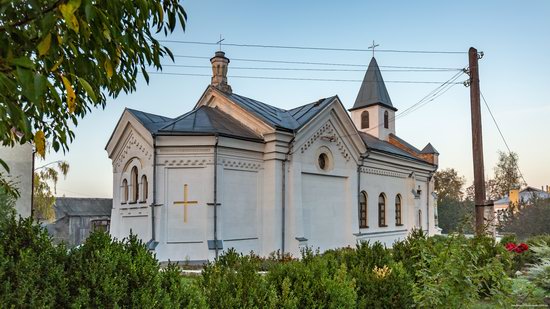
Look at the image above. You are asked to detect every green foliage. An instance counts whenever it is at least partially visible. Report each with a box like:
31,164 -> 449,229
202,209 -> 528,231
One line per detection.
436,197 -> 475,234
394,231 -> 513,308
33,160 -> 69,221
500,198 -> 550,239
493,151 -> 525,199
0,0 -> 186,193
525,240 -> 550,292
434,168 -> 466,201
267,249 -> 357,308
200,248 -> 278,308
0,217 -> 205,307
0,186 -> 16,222
0,216 -> 68,307
510,277 -> 547,306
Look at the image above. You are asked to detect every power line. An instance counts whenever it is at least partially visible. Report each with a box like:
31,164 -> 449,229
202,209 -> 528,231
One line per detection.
173,55 -> 462,70
160,40 -> 467,54
161,64 -> 461,72
147,71 -> 464,84
480,91 -> 528,185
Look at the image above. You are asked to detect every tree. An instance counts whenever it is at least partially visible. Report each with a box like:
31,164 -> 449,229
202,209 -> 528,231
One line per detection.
493,151 -> 525,199
434,168 -> 466,201
33,161 -> 69,221
434,168 -> 475,233
499,197 -> 550,239
0,0 -> 186,195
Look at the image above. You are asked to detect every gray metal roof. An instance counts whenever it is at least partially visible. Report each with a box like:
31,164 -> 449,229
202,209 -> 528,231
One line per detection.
158,106 -> 263,140
126,108 -> 173,133
224,91 -> 336,131
421,143 -> 439,154
350,57 -> 397,112
360,132 -> 428,163
54,197 -> 112,218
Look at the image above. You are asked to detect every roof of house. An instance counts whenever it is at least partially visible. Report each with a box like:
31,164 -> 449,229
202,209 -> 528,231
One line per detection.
350,57 -> 397,112
359,132 -> 427,162
128,90 -> 337,137
494,187 -> 550,205
54,197 -> 112,218
157,105 -> 263,140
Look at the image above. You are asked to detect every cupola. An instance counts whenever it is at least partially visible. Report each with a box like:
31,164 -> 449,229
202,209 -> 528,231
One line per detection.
210,51 -> 232,94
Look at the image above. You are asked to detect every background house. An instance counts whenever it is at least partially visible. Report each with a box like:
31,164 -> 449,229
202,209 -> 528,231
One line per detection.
46,197 -> 112,247
494,186 -> 550,214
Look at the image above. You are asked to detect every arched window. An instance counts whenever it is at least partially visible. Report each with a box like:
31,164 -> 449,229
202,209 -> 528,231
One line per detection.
361,111 -> 369,129
359,191 -> 368,228
122,179 -> 128,203
378,194 -> 386,227
418,209 -> 422,228
141,175 -> 148,202
131,166 -> 139,203
384,111 -> 389,129
395,194 -> 402,226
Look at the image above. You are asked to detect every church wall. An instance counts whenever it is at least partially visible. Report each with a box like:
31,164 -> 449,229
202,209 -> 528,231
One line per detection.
110,127 -> 154,243
287,116 -> 359,256
0,143 -> 33,218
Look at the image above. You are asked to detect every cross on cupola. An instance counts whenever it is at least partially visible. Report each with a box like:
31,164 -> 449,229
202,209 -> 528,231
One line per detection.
216,34 -> 224,51
368,40 -> 379,58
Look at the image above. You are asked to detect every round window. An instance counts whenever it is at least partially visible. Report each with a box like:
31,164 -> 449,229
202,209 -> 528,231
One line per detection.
318,153 -> 329,170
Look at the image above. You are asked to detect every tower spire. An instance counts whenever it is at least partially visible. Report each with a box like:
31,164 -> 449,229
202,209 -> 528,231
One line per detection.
210,50 -> 232,94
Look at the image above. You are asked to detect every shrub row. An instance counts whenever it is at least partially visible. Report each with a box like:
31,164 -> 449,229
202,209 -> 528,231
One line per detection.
0,216 -> 206,308
0,215 -> 516,308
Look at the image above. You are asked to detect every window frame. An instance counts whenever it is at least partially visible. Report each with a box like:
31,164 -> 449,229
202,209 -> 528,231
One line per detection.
395,194 -> 403,226
359,191 -> 368,228
378,193 -> 387,227
361,111 -> 369,129
130,166 -> 139,204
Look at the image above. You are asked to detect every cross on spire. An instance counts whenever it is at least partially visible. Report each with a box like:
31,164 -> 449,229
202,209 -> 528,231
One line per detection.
216,34 -> 225,51
368,40 -> 379,58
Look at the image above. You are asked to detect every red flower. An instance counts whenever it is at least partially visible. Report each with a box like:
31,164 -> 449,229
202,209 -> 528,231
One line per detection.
518,243 -> 529,252
505,242 -> 517,252
505,242 -> 529,253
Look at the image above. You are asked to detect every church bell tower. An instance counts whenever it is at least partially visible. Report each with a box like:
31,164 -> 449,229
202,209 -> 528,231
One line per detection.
349,57 -> 397,141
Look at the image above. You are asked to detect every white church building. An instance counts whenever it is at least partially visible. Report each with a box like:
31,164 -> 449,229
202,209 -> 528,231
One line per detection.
106,51 -> 440,262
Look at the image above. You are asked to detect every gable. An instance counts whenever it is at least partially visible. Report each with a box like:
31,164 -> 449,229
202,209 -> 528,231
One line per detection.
105,110 -> 154,171
293,98 -> 366,164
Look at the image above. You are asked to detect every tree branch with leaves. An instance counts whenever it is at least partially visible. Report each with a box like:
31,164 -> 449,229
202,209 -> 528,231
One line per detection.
0,0 -> 187,196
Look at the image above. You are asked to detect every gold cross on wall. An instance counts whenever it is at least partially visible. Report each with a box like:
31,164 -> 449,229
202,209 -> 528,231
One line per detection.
173,184 -> 198,223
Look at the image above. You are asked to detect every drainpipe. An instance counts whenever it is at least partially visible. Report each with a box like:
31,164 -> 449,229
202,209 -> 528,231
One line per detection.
150,134 -> 157,243
282,133 -> 296,255
213,135 -> 219,258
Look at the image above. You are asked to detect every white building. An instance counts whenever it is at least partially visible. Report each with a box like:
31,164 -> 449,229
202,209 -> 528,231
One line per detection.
106,51 -> 439,262
0,143 -> 33,218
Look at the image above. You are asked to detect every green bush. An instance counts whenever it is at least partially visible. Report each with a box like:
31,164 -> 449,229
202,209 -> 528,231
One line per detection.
394,231 -> 513,307
0,216 -> 68,307
199,248 -> 278,308
0,216 -> 205,308
266,249 -> 356,308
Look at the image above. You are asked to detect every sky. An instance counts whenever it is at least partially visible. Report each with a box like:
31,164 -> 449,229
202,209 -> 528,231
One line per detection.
43,0 -> 550,198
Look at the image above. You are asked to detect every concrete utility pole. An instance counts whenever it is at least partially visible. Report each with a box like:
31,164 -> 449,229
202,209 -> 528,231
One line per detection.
468,47 -> 493,235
